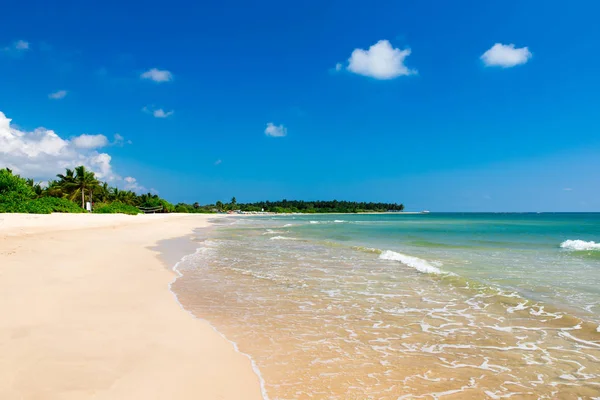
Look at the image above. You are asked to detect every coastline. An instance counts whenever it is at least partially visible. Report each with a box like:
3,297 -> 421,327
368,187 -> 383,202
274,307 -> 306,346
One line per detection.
154,228 -> 270,400
0,213 -> 263,399
170,213 -> 600,398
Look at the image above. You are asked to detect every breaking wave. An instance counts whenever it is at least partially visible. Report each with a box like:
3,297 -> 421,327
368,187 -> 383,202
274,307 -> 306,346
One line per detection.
378,250 -> 443,274
270,236 -> 296,241
560,240 -> 600,251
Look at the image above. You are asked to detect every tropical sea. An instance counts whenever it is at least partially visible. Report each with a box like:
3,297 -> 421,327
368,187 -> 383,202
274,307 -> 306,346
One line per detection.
171,213 -> 600,399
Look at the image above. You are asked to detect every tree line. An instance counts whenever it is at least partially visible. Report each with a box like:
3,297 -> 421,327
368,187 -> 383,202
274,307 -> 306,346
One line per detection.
1,166 -> 404,214
0,166 -> 175,214
175,198 -> 404,214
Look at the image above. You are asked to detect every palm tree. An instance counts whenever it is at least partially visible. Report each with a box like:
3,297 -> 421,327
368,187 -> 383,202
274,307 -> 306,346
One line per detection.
109,186 -> 121,202
59,166 -> 100,209
56,168 -> 75,186
92,182 -> 110,203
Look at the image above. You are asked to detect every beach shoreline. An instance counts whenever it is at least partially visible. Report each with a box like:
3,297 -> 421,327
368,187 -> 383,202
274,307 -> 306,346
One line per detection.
0,213 -> 263,400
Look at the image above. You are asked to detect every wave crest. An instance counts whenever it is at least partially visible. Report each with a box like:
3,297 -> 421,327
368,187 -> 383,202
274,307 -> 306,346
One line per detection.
560,240 -> 600,251
270,236 -> 296,241
378,250 -> 442,274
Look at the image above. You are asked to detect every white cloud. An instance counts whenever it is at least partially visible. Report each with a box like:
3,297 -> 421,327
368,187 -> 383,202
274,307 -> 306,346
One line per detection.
153,109 -> 174,118
72,134 -> 109,149
346,40 -> 416,79
140,68 -> 173,82
214,159 -> 222,165
48,90 -> 68,100
89,153 -> 114,179
0,111 -> 139,187
124,176 -> 146,193
481,43 -> 532,68
264,122 -> 287,137
143,106 -> 174,118
335,63 -> 342,72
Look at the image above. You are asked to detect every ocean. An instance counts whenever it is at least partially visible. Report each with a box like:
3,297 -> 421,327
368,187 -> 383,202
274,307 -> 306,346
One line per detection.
171,213 -> 600,399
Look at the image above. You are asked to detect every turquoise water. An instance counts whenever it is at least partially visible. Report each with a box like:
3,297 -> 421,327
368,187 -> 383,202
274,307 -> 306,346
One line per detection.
267,213 -> 600,321
174,213 -> 600,398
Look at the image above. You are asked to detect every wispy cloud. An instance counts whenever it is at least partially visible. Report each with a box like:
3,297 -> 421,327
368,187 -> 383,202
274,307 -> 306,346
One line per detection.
140,68 -> 173,83
214,159 -> 222,165
112,133 -> 132,146
563,188 -> 573,191
481,43 -> 532,68
265,122 -> 287,137
2,39 -> 30,55
143,106 -> 174,118
343,40 -> 416,80
124,176 -> 146,193
48,90 -> 68,100
153,109 -> 174,118
14,40 -> 29,50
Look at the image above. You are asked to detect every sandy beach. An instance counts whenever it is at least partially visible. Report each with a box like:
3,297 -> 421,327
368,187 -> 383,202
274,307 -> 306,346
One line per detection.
0,213 -> 263,400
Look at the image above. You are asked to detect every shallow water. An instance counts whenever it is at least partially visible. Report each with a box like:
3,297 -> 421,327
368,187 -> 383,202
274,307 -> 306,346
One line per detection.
172,213 -> 600,399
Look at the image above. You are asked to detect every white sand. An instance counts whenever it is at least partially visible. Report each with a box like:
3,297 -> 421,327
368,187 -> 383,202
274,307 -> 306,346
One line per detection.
0,213 -> 263,399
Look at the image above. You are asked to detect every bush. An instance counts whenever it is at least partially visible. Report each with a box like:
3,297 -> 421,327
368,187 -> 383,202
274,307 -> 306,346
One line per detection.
36,197 -> 85,213
0,196 -> 50,213
0,169 -> 34,201
0,196 -> 85,214
175,203 -> 191,213
159,199 -> 175,213
93,201 -> 140,215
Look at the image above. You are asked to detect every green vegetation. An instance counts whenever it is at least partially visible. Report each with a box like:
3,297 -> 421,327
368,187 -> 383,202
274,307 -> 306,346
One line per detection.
93,201 -> 141,215
174,199 -> 404,214
0,167 -> 174,215
1,167 -> 404,215
235,200 -> 404,213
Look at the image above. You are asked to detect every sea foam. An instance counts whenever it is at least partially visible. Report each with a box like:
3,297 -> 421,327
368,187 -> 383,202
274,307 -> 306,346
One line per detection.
560,239 -> 600,251
270,236 -> 296,241
379,250 -> 442,274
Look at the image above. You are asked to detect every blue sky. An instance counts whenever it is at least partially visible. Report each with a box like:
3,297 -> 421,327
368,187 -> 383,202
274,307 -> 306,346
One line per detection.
1,0 -> 599,211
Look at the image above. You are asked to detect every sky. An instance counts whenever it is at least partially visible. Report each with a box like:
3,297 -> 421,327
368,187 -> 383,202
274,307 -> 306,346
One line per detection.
1,0 -> 599,211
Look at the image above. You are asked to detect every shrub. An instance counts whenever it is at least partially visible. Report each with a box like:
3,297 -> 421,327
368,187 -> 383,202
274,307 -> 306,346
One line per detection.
159,199 -> 175,213
0,169 -> 35,201
0,196 -> 85,214
93,201 -> 140,215
36,197 -> 85,213
175,203 -> 191,213
0,196 -> 50,213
